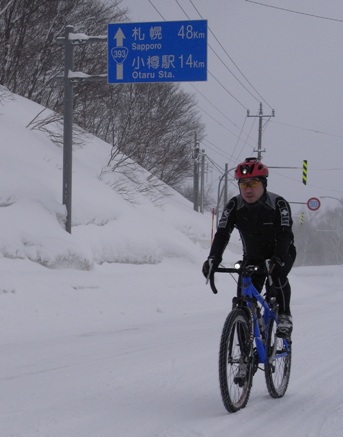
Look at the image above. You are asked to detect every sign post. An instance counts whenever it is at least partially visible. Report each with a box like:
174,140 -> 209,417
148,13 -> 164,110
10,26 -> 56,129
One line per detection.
56,21 -> 207,232
307,197 -> 321,211
108,20 -> 207,84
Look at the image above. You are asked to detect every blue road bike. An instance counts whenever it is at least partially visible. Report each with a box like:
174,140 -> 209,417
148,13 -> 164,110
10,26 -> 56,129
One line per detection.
208,261 -> 292,413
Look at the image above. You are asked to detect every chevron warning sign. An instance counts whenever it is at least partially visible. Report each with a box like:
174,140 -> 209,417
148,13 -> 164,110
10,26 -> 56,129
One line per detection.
302,160 -> 307,185
300,211 -> 304,224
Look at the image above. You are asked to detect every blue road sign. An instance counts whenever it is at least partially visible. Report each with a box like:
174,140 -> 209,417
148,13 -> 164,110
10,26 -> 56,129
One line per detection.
108,20 -> 207,83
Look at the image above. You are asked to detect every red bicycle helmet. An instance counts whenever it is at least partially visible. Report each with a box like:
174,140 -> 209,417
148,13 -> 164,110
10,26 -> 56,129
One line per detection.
234,157 -> 269,180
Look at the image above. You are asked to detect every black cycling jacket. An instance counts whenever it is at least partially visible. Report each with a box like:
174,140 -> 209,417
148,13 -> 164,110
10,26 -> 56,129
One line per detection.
209,191 -> 296,264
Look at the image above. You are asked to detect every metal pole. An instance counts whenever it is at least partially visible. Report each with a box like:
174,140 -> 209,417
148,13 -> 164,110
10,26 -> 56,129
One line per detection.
257,103 -> 263,161
200,150 -> 205,213
62,25 -> 74,233
193,159 -> 199,212
56,27 -> 109,232
193,134 -> 199,212
224,163 -> 228,207
216,166 -> 236,227
320,196 -> 343,206
247,102 -> 275,161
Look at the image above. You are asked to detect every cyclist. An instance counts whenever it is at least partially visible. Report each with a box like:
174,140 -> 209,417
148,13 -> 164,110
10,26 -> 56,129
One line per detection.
203,157 -> 296,338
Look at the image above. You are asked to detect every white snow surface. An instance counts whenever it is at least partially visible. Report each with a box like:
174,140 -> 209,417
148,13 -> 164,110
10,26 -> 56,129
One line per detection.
0,90 -> 341,436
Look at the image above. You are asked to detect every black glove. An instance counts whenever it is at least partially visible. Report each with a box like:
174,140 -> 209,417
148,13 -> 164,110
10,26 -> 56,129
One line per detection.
202,256 -> 221,279
268,256 -> 284,276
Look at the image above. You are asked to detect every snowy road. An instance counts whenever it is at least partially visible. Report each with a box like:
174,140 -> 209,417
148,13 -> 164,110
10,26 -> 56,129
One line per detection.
1,261 -> 343,437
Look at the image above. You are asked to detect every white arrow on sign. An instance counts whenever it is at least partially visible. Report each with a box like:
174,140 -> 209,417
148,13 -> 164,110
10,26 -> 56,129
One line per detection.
110,28 -> 128,80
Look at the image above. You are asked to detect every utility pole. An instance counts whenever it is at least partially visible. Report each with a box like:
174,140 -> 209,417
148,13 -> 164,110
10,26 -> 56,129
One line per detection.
62,25 -> 74,234
224,163 -> 228,206
193,134 -> 200,212
192,134 -> 206,213
56,26 -> 107,233
200,149 -> 205,213
247,102 -> 275,161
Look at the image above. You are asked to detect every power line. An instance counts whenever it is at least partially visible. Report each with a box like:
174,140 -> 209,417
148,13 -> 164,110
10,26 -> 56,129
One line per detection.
187,84 -> 258,162
208,71 -> 247,110
174,0 -> 190,18
147,0 -> 166,19
205,154 -> 225,173
188,0 -> 274,110
190,83 -> 245,130
310,167 -> 343,171
145,1 -> 268,176
182,1 -> 261,106
271,120 -> 343,139
173,0 -> 272,109
197,104 -> 246,139
235,114 -> 257,162
208,45 -> 260,105
148,0 -> 251,110
148,0 -> 343,159
271,167 -> 343,196
181,0 -> 277,154
245,1 -> 343,23
229,116 -> 251,168
177,0 -> 271,108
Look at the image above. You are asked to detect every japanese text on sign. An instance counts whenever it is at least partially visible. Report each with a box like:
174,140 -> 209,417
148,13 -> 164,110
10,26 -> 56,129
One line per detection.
108,20 -> 207,83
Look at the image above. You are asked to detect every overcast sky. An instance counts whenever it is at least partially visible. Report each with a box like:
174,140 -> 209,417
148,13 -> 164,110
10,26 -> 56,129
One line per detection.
118,0 -> 343,214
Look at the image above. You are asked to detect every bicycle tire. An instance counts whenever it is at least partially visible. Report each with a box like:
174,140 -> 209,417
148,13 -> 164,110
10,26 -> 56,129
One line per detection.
265,318 -> 292,398
218,307 -> 253,413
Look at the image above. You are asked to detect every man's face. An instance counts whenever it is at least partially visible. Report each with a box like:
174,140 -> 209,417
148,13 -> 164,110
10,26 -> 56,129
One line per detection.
238,178 -> 264,203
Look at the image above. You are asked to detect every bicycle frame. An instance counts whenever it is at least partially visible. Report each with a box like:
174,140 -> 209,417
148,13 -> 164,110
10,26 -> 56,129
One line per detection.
210,264 -> 291,365
241,276 -> 288,365
211,262 -> 292,412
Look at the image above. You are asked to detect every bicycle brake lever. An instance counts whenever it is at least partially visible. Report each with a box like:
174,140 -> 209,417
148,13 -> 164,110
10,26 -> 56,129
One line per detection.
209,273 -> 218,294
206,259 -> 218,294
205,258 -> 213,284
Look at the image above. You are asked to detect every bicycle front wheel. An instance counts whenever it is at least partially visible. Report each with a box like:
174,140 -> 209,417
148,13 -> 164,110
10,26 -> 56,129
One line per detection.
218,307 -> 253,413
265,318 -> 292,398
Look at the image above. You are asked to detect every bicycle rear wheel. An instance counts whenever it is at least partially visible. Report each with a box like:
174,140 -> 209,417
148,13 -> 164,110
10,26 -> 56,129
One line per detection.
265,318 -> 292,398
218,307 -> 253,413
